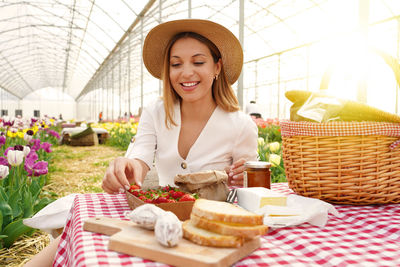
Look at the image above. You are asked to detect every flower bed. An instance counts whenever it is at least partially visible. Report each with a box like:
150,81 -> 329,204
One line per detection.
253,118 -> 286,183
0,116 -> 61,248
92,119 -> 138,150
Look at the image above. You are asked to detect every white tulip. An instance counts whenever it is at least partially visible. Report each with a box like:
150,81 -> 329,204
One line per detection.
0,165 -> 9,180
24,133 -> 33,142
7,150 -> 24,166
23,146 -> 31,157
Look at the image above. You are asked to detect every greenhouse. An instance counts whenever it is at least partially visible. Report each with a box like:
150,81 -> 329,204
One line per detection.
1,0 -> 400,266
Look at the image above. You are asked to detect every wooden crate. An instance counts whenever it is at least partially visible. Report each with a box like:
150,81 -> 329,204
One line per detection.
69,132 -> 99,146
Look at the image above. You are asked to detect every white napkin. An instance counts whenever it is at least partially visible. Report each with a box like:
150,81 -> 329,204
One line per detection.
23,194 -> 78,235
255,194 -> 340,228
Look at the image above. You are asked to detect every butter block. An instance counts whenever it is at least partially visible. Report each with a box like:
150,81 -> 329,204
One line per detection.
237,187 -> 287,212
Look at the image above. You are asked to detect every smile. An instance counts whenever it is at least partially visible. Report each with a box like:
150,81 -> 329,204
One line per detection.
181,82 -> 199,87
181,82 -> 199,90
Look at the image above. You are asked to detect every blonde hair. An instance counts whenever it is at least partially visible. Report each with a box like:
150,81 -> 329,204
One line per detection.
161,32 -> 239,128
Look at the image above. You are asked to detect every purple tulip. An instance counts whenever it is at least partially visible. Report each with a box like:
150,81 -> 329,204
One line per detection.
48,130 -> 60,139
0,135 -> 5,146
24,159 -> 48,177
29,139 -> 41,151
26,150 -> 38,162
0,156 -> 8,166
3,120 -> 14,127
40,142 -> 52,153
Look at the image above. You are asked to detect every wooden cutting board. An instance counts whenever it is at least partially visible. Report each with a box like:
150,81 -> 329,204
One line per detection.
83,217 -> 260,267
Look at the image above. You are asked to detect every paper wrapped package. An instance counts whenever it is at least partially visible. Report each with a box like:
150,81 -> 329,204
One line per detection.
257,194 -> 340,228
174,170 -> 229,201
236,187 -> 340,228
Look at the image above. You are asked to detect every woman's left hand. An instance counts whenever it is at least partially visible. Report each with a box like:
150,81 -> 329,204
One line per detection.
225,158 -> 246,186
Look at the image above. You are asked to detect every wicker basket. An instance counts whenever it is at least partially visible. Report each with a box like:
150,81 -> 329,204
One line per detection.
280,120 -> 400,205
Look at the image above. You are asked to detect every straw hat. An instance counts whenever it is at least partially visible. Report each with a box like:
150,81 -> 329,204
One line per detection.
142,19 -> 243,85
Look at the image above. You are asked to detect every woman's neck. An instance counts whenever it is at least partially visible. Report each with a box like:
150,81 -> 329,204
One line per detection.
180,98 -> 217,122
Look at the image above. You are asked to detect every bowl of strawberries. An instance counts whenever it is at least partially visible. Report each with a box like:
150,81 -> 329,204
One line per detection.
126,184 -> 198,220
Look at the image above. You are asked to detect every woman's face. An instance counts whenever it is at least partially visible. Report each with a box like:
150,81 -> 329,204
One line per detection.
169,37 -> 221,104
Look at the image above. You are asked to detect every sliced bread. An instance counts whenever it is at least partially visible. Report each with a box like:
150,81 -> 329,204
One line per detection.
190,214 -> 268,238
182,220 -> 243,248
191,199 -> 263,225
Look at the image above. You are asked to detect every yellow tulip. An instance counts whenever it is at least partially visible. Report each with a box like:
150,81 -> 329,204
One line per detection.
7,131 -> 17,138
269,142 -> 280,153
269,154 -> 281,167
17,132 -> 24,139
257,137 -> 265,147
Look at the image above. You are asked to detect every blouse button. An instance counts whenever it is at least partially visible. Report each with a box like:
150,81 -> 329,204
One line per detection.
181,162 -> 187,169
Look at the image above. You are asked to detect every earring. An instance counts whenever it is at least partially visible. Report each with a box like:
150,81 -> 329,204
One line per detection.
215,74 -> 219,80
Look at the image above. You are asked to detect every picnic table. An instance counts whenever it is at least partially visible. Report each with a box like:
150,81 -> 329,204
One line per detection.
53,183 -> 400,266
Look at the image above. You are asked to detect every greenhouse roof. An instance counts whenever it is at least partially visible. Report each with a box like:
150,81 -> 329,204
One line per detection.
0,0 -> 149,100
1,0 -> 400,102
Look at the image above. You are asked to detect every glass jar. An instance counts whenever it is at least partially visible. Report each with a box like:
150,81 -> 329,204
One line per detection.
243,161 -> 271,188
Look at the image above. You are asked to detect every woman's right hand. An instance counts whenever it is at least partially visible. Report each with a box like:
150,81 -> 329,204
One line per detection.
102,157 -> 149,194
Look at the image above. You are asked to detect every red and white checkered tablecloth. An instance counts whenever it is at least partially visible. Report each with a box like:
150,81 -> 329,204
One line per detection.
53,183 -> 400,267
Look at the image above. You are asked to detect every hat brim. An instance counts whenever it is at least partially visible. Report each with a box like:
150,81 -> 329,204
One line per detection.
143,19 -> 243,85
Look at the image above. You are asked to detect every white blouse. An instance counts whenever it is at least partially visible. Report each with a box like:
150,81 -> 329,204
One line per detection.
125,99 -> 258,186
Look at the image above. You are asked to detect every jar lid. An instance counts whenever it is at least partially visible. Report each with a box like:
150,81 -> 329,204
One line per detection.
244,161 -> 271,168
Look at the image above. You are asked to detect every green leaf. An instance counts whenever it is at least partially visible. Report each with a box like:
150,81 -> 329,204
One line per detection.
8,190 -> 23,219
0,187 -> 8,202
2,219 -> 32,248
0,194 -> 12,229
26,228 -> 36,237
0,210 -> 3,232
22,187 -> 34,218
29,178 -> 41,202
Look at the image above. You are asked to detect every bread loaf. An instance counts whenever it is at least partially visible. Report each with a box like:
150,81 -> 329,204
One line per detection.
190,213 -> 268,238
191,199 -> 263,225
182,220 -> 243,248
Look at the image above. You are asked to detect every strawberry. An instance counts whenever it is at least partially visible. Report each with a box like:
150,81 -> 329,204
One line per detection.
130,184 -> 141,190
166,199 -> 176,203
162,185 -> 174,192
179,194 -> 196,202
171,191 -> 185,199
156,197 -> 169,204
131,190 -> 139,197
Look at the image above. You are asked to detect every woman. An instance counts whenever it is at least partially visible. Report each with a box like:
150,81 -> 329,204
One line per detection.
24,19 -> 257,266
102,19 -> 258,194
